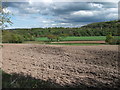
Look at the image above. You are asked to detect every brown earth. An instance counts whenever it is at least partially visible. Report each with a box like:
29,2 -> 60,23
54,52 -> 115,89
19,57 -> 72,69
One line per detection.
52,41 -> 106,44
1,44 -> 120,88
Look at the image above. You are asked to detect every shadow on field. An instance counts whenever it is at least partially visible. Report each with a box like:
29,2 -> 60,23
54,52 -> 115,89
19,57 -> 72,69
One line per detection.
2,71 -> 62,88
2,70 -> 120,89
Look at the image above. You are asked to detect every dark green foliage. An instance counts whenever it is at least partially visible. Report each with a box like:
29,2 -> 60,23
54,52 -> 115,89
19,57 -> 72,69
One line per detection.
46,35 -> 60,42
2,30 -> 35,43
105,34 -> 114,44
110,37 -> 120,45
2,31 -> 24,43
105,33 -> 120,45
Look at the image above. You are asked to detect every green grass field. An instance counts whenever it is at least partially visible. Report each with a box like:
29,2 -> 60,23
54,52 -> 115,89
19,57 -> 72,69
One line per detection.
35,36 -> 107,42
48,43 -> 106,46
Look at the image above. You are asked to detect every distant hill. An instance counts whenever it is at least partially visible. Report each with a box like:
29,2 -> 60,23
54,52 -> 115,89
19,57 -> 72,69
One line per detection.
82,20 -> 119,29
80,20 -> 120,36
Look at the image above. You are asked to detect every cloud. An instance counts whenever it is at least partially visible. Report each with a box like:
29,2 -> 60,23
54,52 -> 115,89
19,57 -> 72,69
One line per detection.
2,1 -> 118,28
72,11 -> 94,17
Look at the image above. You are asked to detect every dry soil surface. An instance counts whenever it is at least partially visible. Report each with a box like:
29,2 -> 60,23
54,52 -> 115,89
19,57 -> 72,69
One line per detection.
52,41 -> 105,44
1,44 -> 120,88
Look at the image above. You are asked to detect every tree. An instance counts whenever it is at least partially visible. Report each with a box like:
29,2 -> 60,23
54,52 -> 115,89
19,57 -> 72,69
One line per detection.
105,33 -> 114,44
0,1 -> 12,28
46,35 -> 60,42
59,33 -> 68,41
46,35 -> 55,42
0,1 -> 13,43
2,31 -> 24,43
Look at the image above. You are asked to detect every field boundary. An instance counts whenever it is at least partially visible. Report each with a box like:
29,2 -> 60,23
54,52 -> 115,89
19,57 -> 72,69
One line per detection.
51,41 -> 106,44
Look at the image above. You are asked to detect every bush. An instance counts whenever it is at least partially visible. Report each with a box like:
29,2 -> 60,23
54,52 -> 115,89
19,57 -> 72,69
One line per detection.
2,31 -> 24,43
105,34 -> 120,45
105,34 -> 114,44
46,35 -> 60,42
9,34 -> 24,43
111,37 -> 120,45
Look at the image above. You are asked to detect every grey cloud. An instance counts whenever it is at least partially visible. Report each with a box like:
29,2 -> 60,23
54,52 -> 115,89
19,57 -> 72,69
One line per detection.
2,1 -> 118,27
94,2 -> 118,8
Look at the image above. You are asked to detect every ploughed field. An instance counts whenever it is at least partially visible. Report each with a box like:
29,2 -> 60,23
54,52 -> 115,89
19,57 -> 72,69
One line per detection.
1,44 -> 120,88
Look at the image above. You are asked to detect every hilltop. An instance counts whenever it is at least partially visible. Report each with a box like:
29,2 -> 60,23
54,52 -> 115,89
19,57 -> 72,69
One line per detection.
82,20 -> 119,28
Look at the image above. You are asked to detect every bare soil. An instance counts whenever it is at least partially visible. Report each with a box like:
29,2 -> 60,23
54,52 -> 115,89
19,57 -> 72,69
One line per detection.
52,41 -> 105,43
1,44 -> 120,88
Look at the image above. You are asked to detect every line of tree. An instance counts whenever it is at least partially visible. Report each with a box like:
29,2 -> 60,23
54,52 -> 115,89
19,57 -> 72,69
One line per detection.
2,20 -> 120,43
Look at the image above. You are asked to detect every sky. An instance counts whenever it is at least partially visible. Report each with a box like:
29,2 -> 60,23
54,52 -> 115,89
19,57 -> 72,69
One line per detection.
2,0 -> 119,29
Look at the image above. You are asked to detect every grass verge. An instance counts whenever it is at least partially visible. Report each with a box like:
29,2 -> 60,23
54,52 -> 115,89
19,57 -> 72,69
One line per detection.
35,36 -> 106,42
47,43 -> 107,46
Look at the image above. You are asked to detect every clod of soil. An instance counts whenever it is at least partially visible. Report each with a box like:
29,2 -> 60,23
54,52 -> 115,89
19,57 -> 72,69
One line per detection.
1,44 -> 120,88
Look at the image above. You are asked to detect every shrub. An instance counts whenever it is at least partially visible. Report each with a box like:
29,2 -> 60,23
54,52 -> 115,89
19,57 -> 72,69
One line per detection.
9,34 -> 24,43
2,32 -> 24,43
105,34 -> 120,45
46,35 -> 60,42
105,34 -> 114,44
111,37 -> 120,45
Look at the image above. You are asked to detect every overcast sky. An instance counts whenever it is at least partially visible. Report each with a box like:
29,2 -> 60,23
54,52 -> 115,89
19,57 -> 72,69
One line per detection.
2,0 -> 119,29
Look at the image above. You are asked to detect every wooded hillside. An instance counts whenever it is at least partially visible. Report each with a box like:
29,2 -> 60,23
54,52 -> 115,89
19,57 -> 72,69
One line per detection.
2,20 -> 120,43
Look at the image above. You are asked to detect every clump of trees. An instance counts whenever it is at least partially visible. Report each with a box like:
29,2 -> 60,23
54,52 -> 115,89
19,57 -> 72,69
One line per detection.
46,35 -> 60,42
105,33 -> 114,44
46,33 -> 68,42
105,33 -> 120,45
2,31 -> 23,43
2,30 -> 35,43
23,34 -> 35,41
